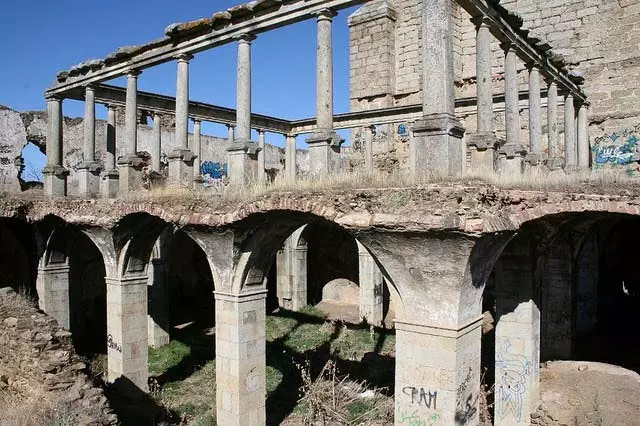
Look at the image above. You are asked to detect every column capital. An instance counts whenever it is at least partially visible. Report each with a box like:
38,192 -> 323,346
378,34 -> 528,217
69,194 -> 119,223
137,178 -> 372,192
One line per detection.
256,128 -> 265,135
226,123 -> 236,129
126,69 -> 142,78
105,103 -> 118,111
234,33 -> 256,43
191,117 -> 201,124
470,15 -> 491,29
315,8 -> 337,21
175,52 -> 194,62
500,40 -> 518,53
544,74 -> 558,86
84,84 -> 96,93
526,61 -> 541,72
285,132 -> 298,139
45,93 -> 63,101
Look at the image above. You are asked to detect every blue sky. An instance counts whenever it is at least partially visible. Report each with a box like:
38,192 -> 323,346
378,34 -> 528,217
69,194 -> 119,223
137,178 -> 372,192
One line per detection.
0,0 -> 358,153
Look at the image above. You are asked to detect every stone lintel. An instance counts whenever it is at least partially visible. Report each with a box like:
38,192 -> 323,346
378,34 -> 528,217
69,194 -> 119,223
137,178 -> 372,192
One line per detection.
117,153 -> 145,168
412,113 -> 465,139
306,130 -> 344,147
498,143 -> 527,159
167,148 -> 197,163
347,0 -> 397,27
394,315 -> 483,340
226,140 -> 261,156
213,289 -> 268,303
43,165 -> 70,177
467,132 -> 500,151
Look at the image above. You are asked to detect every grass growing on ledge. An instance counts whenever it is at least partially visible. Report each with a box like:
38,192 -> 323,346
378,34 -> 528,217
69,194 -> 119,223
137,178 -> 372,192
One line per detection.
148,308 -> 396,425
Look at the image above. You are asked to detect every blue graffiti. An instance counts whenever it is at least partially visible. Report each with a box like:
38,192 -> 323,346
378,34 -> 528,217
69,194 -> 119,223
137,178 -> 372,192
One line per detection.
398,124 -> 409,136
593,134 -> 639,166
200,161 -> 227,179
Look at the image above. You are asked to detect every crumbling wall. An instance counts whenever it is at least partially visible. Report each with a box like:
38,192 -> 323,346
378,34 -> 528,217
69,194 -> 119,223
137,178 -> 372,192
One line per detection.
0,106 -> 28,192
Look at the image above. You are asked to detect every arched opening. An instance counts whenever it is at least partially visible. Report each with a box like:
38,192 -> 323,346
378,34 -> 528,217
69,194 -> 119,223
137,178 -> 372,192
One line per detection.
0,218 -> 37,296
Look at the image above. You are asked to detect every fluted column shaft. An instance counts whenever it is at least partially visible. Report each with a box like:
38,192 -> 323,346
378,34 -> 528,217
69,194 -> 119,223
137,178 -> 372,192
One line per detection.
152,114 -> 162,172
316,10 -> 336,131
257,130 -> 266,181
476,19 -> 492,133
504,43 -> 519,145
83,86 -> 96,163
193,119 -> 202,179
577,104 -> 589,169
46,97 -> 63,167
547,80 -> 559,158
236,35 -> 255,142
106,105 -> 117,171
564,94 -> 576,168
125,71 -> 140,156
175,54 -> 193,150
528,66 -> 542,155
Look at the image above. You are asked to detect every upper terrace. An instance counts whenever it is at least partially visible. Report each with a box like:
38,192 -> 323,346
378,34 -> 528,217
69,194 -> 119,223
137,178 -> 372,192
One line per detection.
42,0 -> 589,198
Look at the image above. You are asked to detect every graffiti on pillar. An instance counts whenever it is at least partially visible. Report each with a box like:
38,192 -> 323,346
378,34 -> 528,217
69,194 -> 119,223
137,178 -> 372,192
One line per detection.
455,367 -> 478,423
592,123 -> 640,175
403,386 -> 438,409
106,334 -> 123,353
245,366 -> 261,392
496,339 -> 530,422
399,410 -> 440,426
398,123 -> 410,143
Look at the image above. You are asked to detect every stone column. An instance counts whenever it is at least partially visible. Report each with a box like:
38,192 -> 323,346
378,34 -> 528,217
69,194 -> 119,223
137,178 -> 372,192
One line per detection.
276,230 -> 307,311
364,125 -> 376,172
215,290 -> 267,425
577,103 -> 589,169
306,9 -> 344,177
257,129 -> 266,182
78,86 -> 101,196
527,65 -> 542,169
411,0 -> 464,177
395,318 -> 482,426
564,93 -> 577,171
36,264 -> 70,329
152,113 -> 162,172
101,105 -> 119,198
147,259 -> 170,348
168,54 -> 196,187
498,43 -> 526,176
357,242 -> 383,326
43,95 -> 68,196
546,79 -> 562,170
495,301 -> 540,425
117,70 -> 145,192
285,134 -> 297,182
227,124 -> 235,142
193,118 -> 202,181
227,34 -> 260,185
468,17 -> 499,175
106,275 -> 149,391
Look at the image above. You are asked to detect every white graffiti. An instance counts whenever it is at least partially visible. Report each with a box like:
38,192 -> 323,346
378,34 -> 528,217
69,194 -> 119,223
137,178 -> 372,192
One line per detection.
496,339 -> 530,422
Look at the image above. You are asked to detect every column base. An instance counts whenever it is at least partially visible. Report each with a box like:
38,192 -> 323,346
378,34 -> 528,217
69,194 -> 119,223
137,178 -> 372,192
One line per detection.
227,142 -> 260,185
77,162 -> 102,197
167,149 -> 196,188
117,155 -> 146,193
411,113 -> 465,177
43,166 -> 69,197
545,156 -> 565,171
394,317 -> 482,426
305,130 -> 344,177
467,133 -> 501,176
497,143 -> 527,176
101,170 -> 120,198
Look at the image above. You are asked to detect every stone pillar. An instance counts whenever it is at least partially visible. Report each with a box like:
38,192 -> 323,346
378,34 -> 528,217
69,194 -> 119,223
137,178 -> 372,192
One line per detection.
276,231 -> 307,311
43,95 -> 68,196
106,275 -> 148,391
152,113 -> 162,172
527,65 -> 542,169
285,134 -> 297,182
193,119 -> 202,181
394,318 -> 482,426
101,105 -> 119,198
227,35 -> 260,185
468,17 -> 498,175
577,103 -> 589,169
306,9 -> 343,177
227,124 -> 235,142
411,0 -> 464,177
36,264 -> 70,329
215,290 -> 266,425
495,301 -> 540,425
168,54 -> 196,187
546,79 -> 562,170
147,259 -> 170,348
564,93 -> 577,171
364,125 -> 375,172
498,43 -> 526,176
117,70 -> 145,192
257,129 -> 266,182
78,86 -> 101,196
357,242 -> 383,326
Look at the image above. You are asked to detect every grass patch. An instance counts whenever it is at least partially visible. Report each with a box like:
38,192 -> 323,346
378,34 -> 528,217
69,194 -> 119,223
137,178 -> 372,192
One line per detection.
148,340 -> 191,376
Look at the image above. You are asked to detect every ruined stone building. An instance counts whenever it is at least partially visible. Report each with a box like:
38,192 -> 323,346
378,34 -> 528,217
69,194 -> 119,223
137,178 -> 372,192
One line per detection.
1,0 -> 640,425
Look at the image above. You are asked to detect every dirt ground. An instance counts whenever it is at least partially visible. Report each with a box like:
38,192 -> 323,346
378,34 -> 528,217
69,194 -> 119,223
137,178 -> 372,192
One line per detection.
535,361 -> 640,426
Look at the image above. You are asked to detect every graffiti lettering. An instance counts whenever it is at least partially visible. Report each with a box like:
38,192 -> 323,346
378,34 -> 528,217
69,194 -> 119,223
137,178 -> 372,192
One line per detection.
400,410 -> 440,426
403,387 -> 437,409
496,339 -> 530,422
106,334 -> 123,353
